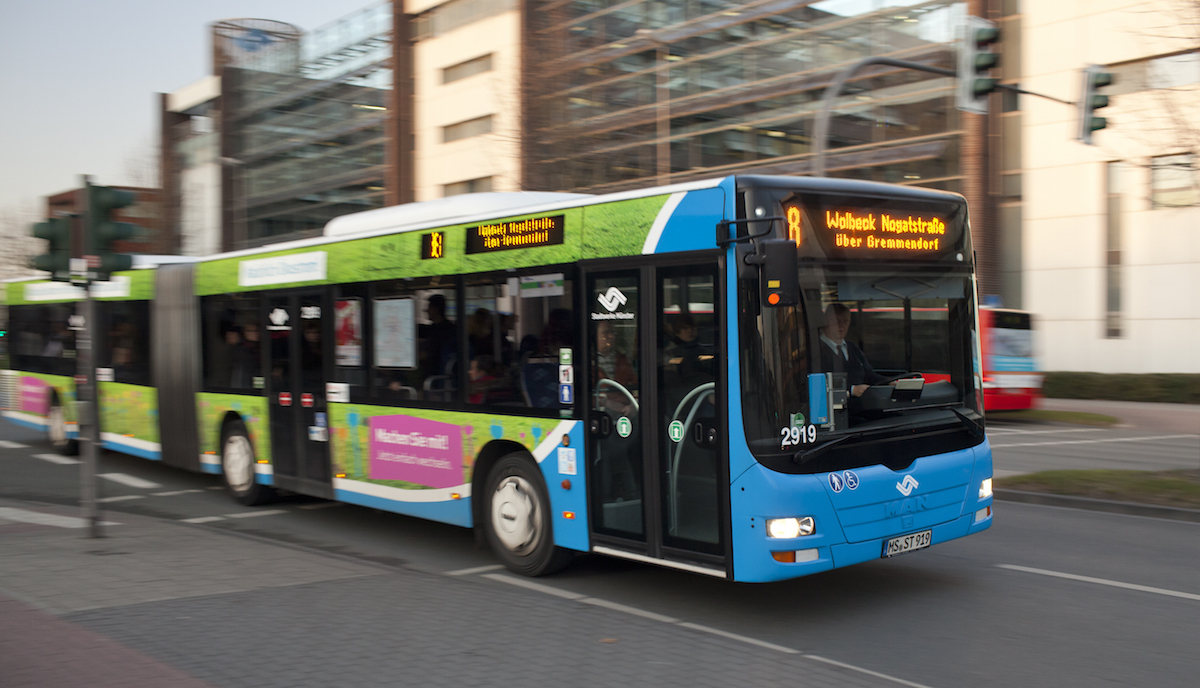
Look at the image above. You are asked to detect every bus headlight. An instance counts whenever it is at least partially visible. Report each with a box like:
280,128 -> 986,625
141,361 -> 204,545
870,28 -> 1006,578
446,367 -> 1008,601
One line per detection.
979,478 -> 993,500
766,516 -> 815,539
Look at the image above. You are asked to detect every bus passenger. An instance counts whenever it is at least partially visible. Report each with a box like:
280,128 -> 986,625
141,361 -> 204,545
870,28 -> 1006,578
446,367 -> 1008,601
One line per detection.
819,303 -> 884,397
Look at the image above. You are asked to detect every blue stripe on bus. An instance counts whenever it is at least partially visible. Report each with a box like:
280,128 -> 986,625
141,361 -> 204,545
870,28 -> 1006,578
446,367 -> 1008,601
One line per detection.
333,488 -> 472,528
3,415 -> 49,432
200,463 -> 222,475
652,187 -> 729,254
101,440 -> 161,460
539,421 -> 590,552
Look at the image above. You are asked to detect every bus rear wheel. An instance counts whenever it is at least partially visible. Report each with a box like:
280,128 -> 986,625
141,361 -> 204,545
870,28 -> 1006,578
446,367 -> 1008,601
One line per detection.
221,419 -> 275,506
47,396 -> 79,456
483,453 -> 572,577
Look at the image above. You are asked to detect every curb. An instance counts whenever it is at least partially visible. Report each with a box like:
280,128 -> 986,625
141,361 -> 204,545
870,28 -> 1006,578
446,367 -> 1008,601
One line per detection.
995,489 -> 1200,523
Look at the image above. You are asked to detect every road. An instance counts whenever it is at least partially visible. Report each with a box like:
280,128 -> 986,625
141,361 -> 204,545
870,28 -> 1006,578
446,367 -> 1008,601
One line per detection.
1,419 -> 1198,688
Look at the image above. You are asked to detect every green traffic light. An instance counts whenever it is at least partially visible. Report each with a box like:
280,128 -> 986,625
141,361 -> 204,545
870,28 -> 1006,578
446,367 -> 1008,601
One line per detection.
86,183 -> 139,281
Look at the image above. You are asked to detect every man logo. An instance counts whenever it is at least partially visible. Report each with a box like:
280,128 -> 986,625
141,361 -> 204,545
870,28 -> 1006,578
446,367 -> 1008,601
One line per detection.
597,287 -> 628,312
896,475 -> 919,496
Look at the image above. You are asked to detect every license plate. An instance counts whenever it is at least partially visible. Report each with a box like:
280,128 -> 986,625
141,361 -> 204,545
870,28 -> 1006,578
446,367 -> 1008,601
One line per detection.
883,530 -> 932,557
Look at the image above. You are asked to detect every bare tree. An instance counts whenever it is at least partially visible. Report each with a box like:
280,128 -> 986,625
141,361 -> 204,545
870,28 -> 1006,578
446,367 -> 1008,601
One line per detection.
0,200 -> 40,282
122,136 -> 161,190
1117,0 -> 1200,206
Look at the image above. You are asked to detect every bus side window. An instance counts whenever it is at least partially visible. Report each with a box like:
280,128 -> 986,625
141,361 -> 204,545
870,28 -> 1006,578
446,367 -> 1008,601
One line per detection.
371,280 -> 458,404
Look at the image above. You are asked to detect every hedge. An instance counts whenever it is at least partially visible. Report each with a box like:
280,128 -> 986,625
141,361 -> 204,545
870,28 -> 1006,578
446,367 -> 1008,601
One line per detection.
1042,372 -> 1200,405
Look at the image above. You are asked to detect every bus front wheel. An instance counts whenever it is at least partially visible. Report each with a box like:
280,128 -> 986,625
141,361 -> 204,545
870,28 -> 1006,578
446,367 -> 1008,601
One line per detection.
221,419 -> 275,506
483,453 -> 572,577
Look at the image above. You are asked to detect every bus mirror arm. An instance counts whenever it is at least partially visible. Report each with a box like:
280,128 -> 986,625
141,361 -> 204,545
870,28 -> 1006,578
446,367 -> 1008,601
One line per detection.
715,217 -> 782,247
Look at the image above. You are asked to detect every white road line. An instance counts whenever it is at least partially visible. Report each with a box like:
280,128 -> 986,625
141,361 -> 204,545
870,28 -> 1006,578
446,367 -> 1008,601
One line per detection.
0,507 -> 119,529
583,597 -> 679,624
445,564 -> 504,577
181,516 -> 225,524
676,622 -> 799,654
991,434 -> 1198,449
0,440 -> 29,449
483,573 -> 585,600
480,569 -> 933,686
33,453 -> 81,465
152,489 -> 204,497
98,473 -> 162,489
986,428 -> 1098,437
224,509 -> 287,519
803,655 -> 936,688
96,495 -> 146,503
997,564 -> 1200,602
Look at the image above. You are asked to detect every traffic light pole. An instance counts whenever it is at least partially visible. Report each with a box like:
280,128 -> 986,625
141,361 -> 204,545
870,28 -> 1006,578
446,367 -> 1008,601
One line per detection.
77,175 -> 103,538
809,57 -> 1078,177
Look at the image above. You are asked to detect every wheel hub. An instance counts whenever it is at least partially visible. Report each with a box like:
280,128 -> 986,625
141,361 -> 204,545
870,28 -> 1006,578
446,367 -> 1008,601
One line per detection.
491,476 -> 541,553
223,435 -> 254,493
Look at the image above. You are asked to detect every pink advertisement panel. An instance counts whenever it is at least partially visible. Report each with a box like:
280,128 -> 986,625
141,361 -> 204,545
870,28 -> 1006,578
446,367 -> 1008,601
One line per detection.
20,377 -> 50,416
368,414 -> 463,488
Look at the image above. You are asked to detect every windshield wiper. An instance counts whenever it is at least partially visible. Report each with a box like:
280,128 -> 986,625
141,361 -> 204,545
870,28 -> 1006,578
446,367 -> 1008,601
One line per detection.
793,429 -> 872,465
950,407 -> 985,438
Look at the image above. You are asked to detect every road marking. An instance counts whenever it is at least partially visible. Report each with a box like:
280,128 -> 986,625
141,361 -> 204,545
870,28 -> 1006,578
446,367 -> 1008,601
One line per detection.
225,509 -> 287,519
481,570 -> 934,686
0,440 -> 29,449
0,507 -> 119,529
483,573 -> 585,600
152,489 -> 204,497
181,516 -> 225,524
33,453 -> 81,465
986,428 -> 1097,437
98,473 -> 162,489
585,597 -> 680,624
676,622 -> 798,654
445,564 -> 504,576
997,564 -> 1200,602
804,655 -> 935,688
96,495 -> 146,503
991,433 -> 1198,449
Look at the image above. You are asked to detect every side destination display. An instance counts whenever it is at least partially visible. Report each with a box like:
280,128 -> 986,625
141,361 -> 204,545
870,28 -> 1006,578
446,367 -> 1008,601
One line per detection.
465,215 -> 565,254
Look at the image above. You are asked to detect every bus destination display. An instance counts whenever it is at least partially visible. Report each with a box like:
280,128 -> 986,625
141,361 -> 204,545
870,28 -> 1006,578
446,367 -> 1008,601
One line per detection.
784,196 -> 964,260
465,215 -> 565,254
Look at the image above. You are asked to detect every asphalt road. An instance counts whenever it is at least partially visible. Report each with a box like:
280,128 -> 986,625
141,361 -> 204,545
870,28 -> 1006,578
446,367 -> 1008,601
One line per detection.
2,419 -> 1198,688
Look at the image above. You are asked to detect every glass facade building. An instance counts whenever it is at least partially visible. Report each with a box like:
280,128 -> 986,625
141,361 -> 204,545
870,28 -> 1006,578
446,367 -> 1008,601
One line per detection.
218,5 -> 394,248
523,0 -> 971,195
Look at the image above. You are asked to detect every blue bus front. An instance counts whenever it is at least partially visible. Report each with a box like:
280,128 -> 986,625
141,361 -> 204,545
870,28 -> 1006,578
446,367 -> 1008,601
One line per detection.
725,177 -> 992,583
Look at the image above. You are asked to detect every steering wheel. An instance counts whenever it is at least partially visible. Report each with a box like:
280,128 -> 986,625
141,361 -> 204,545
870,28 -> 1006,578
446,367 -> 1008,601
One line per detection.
595,378 -> 639,413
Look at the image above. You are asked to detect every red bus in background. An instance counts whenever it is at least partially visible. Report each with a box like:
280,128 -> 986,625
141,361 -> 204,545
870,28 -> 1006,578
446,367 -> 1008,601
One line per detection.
981,308 -> 1043,411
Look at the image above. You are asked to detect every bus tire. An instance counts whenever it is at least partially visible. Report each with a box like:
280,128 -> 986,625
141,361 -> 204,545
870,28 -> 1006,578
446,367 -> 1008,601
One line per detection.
47,395 -> 79,456
221,419 -> 275,506
483,452 -> 572,577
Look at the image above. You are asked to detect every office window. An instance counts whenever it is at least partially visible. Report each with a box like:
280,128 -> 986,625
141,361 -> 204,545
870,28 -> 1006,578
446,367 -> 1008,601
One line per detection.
1105,162 -> 1124,338
443,54 -> 492,84
443,177 -> 493,197
1150,153 -> 1198,209
443,115 -> 493,143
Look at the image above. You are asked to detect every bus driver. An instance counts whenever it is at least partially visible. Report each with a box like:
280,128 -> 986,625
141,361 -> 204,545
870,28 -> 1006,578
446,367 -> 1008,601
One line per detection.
819,302 -> 884,397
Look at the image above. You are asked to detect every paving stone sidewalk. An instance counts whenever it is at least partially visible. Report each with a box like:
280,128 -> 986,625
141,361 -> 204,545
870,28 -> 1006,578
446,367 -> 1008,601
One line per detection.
0,499 -> 902,688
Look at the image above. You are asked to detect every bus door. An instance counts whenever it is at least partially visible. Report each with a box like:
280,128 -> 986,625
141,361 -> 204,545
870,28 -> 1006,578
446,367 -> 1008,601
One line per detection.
265,290 -> 333,496
586,262 -> 726,567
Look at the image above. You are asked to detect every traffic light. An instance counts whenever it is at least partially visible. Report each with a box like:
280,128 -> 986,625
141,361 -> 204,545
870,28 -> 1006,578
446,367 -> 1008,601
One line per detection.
1078,65 -> 1114,145
30,216 -> 74,282
956,16 -> 1001,115
86,183 -> 138,280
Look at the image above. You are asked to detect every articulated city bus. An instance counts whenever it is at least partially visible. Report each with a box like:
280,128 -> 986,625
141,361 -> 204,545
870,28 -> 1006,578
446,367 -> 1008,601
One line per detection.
981,307 -> 1043,411
2,175 -> 993,582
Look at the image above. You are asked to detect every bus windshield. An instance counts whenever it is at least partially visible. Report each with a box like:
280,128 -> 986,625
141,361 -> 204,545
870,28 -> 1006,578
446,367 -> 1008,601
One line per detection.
740,264 -> 983,475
